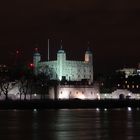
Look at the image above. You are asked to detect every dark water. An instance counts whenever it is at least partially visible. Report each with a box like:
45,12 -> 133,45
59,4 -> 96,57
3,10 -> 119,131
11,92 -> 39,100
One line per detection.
0,108 -> 140,140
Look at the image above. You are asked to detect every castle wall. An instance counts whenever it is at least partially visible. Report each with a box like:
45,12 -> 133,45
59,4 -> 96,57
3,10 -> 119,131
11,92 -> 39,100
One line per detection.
60,60 -> 93,81
55,85 -> 100,100
34,48 -> 93,82
37,59 -> 93,82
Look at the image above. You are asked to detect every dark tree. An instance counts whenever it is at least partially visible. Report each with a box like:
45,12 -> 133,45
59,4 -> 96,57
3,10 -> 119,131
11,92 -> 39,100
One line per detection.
35,73 -> 49,100
18,77 -> 29,100
0,76 -> 10,100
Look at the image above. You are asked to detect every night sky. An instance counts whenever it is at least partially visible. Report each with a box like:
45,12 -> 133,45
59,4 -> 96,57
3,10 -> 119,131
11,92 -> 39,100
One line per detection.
0,0 -> 140,74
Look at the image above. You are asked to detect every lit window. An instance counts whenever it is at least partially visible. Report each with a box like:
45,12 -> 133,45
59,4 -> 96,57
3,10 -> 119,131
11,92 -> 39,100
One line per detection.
118,84 -> 120,87
101,83 -> 104,86
127,85 -> 130,88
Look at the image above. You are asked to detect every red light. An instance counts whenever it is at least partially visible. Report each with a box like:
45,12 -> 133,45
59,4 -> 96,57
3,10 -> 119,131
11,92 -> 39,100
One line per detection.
35,48 -> 38,52
16,50 -> 19,54
29,63 -> 34,69
30,63 -> 34,67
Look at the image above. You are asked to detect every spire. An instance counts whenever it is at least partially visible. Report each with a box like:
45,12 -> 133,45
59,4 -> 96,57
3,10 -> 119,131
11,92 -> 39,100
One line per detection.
57,40 -> 65,54
35,47 -> 38,53
60,40 -> 63,50
87,41 -> 90,51
57,39 -> 66,54
34,42 -> 39,53
85,41 -> 92,53
88,41 -> 90,46
34,45 -> 41,57
48,39 -> 50,61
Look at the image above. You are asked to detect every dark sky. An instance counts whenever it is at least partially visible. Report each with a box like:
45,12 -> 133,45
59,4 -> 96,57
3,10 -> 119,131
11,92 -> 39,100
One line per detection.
0,0 -> 140,74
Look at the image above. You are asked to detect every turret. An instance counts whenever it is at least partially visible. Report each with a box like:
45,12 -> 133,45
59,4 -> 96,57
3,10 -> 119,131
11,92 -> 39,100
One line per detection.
33,48 -> 41,75
85,48 -> 93,64
57,41 -> 66,80
85,47 -> 94,83
57,49 -> 66,61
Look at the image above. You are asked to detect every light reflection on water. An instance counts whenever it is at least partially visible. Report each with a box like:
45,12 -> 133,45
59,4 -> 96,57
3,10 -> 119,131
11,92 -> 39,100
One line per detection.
0,109 -> 140,140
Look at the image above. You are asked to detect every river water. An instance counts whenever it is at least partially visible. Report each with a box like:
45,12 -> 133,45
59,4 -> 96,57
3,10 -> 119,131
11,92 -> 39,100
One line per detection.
0,108 -> 140,140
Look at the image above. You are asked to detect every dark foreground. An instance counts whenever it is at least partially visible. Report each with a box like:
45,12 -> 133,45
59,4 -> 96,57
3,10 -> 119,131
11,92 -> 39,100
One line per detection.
0,99 -> 140,109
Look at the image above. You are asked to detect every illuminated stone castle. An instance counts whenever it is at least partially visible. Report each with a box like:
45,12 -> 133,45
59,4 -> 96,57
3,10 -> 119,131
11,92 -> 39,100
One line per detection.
33,43 -> 93,83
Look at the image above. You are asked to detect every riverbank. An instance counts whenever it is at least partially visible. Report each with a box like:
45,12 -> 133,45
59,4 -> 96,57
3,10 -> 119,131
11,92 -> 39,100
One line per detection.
0,99 -> 140,109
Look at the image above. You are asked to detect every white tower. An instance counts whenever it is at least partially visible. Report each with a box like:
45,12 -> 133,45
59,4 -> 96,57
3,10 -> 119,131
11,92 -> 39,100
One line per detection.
57,41 -> 66,80
33,48 -> 41,75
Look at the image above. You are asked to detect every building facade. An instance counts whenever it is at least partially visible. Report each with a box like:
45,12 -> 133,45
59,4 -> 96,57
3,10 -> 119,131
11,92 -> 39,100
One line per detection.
33,47 -> 93,83
48,84 -> 100,100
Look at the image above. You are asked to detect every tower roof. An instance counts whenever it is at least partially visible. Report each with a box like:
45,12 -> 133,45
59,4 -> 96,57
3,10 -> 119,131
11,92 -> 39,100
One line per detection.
34,52 -> 40,56
85,47 -> 92,54
57,40 -> 65,54
34,48 -> 40,56
57,49 -> 65,54
85,41 -> 92,54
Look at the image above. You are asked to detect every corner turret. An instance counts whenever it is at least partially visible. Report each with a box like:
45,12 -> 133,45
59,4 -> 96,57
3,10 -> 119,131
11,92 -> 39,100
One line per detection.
85,47 -> 93,64
33,48 -> 41,75
57,40 -> 66,80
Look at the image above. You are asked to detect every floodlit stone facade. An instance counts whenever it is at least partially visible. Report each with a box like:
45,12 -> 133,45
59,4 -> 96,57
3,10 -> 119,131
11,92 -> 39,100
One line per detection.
48,85 -> 100,100
33,47 -> 93,83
